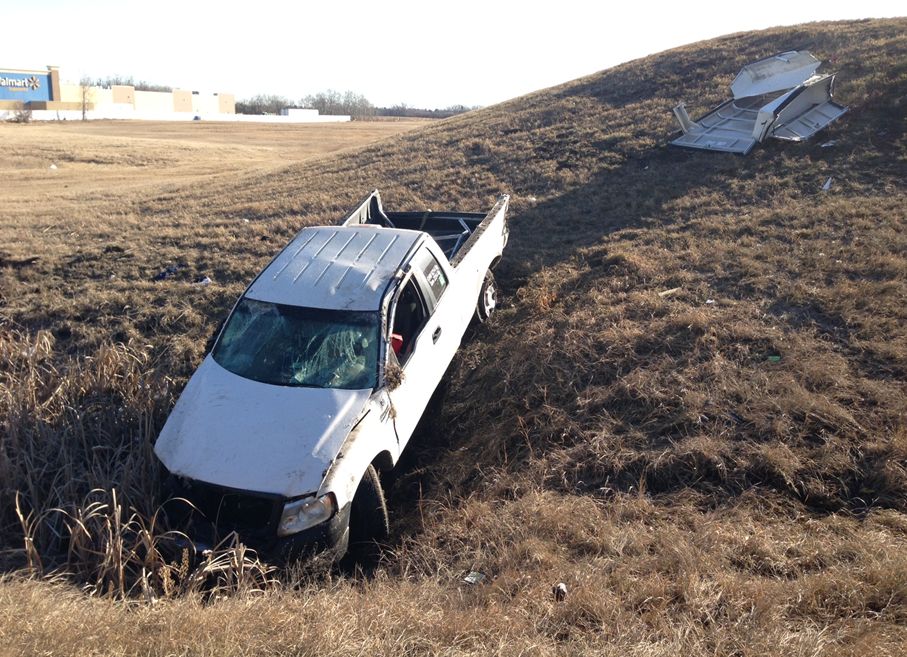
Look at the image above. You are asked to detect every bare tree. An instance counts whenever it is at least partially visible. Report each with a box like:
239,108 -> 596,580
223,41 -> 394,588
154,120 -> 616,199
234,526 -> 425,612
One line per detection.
10,107 -> 32,123
79,76 -> 93,121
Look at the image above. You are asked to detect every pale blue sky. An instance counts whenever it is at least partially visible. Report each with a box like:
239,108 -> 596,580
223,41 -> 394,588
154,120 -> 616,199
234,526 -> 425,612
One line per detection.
2,0 -> 902,108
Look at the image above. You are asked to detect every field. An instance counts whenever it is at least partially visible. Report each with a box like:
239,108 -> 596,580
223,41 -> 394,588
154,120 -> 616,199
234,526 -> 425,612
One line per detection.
2,18 -> 907,656
0,118 -> 427,220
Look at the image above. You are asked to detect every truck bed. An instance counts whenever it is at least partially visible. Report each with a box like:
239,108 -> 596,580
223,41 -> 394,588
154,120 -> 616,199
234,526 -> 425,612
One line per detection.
342,191 -> 504,265
382,211 -> 483,262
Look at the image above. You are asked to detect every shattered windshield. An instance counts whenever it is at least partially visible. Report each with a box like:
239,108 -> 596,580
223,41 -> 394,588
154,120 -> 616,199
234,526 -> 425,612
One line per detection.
212,298 -> 380,390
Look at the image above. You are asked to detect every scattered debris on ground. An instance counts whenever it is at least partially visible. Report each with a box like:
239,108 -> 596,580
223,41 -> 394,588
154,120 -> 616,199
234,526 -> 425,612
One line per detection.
152,265 -> 181,281
463,571 -> 487,585
553,582 -> 568,602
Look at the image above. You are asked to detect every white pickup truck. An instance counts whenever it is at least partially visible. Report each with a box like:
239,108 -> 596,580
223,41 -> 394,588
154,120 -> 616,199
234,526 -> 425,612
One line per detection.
154,190 -> 510,560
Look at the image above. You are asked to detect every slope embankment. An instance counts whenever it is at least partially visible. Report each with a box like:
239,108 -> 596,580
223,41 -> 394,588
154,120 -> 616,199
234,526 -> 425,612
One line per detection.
1,18 -> 906,656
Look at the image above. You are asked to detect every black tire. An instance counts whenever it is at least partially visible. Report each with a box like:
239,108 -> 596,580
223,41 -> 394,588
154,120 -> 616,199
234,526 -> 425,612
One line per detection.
475,271 -> 498,323
345,464 -> 389,567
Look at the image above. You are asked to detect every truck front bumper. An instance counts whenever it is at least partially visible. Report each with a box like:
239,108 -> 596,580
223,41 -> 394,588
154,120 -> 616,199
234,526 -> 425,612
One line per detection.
161,472 -> 351,564
167,502 -> 351,565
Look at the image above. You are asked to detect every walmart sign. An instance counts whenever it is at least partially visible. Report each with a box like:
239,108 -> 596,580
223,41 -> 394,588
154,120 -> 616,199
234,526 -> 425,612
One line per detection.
0,71 -> 51,102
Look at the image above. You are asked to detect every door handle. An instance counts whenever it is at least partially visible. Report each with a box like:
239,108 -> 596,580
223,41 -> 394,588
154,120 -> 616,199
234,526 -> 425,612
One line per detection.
432,326 -> 442,343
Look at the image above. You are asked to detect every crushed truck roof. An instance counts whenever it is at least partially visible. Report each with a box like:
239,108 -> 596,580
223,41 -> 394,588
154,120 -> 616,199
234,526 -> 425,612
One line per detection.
246,225 -> 422,311
671,50 -> 847,155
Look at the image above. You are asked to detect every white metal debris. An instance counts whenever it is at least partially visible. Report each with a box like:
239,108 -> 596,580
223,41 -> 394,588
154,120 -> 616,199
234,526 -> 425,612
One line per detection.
671,51 -> 848,155
730,51 -> 821,99
553,582 -> 568,601
464,571 -> 487,585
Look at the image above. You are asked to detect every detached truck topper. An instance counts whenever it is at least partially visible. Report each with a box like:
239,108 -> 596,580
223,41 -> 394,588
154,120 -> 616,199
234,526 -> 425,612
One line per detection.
154,190 -> 510,560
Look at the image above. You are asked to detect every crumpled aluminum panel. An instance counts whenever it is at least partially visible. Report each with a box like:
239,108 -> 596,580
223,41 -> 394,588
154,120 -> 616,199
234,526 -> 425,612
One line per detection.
671,96 -> 764,154
731,51 -> 821,99
768,74 -> 849,141
771,100 -> 848,141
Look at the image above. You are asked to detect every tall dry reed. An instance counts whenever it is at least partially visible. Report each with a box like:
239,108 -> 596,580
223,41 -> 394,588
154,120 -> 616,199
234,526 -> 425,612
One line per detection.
1,329 -> 277,599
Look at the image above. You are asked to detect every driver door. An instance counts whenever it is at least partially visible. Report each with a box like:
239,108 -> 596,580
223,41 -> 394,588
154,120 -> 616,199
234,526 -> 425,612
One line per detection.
385,258 -> 456,448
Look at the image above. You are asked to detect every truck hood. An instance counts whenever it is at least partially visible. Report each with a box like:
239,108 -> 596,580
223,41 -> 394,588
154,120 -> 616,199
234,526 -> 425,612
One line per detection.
154,356 -> 372,498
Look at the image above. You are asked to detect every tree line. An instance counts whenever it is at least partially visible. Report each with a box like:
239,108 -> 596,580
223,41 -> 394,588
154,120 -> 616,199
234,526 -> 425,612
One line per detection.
87,76 -> 173,93
74,79 -> 477,118
235,90 -> 478,119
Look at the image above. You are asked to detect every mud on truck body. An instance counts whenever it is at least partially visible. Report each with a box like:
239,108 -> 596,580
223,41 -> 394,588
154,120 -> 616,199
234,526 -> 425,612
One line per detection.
154,190 -> 510,560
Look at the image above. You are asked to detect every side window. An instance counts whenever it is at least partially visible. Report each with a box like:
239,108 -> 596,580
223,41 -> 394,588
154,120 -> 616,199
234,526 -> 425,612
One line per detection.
390,278 -> 427,365
416,248 -> 448,302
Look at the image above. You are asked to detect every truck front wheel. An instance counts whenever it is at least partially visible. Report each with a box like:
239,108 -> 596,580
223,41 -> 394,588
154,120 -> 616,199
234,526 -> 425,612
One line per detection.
475,271 -> 498,323
345,464 -> 389,566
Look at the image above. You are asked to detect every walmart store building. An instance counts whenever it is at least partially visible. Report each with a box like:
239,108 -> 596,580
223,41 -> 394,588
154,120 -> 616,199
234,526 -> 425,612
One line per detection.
0,65 -> 235,120
0,66 -> 60,108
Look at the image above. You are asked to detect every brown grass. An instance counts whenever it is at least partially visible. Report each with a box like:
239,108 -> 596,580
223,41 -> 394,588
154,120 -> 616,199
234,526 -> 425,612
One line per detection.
2,17 -> 907,656
0,118 -> 427,226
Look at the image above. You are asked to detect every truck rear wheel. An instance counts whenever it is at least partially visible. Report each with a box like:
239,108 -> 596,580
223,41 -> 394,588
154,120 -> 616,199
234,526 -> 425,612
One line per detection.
345,464 -> 389,566
475,271 -> 498,323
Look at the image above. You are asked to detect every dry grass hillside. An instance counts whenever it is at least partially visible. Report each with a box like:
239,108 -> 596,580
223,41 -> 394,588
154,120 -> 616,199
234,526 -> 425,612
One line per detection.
2,18 -> 907,656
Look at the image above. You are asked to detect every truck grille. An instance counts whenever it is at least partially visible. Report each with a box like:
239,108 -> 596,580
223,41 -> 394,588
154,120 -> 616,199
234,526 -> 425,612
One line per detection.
170,476 -> 282,539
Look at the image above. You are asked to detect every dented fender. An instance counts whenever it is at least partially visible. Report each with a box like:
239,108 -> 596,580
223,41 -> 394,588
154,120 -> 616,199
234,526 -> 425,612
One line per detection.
318,387 -> 399,508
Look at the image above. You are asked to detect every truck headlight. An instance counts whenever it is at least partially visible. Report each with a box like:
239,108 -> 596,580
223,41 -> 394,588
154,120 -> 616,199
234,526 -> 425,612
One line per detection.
277,493 -> 337,536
